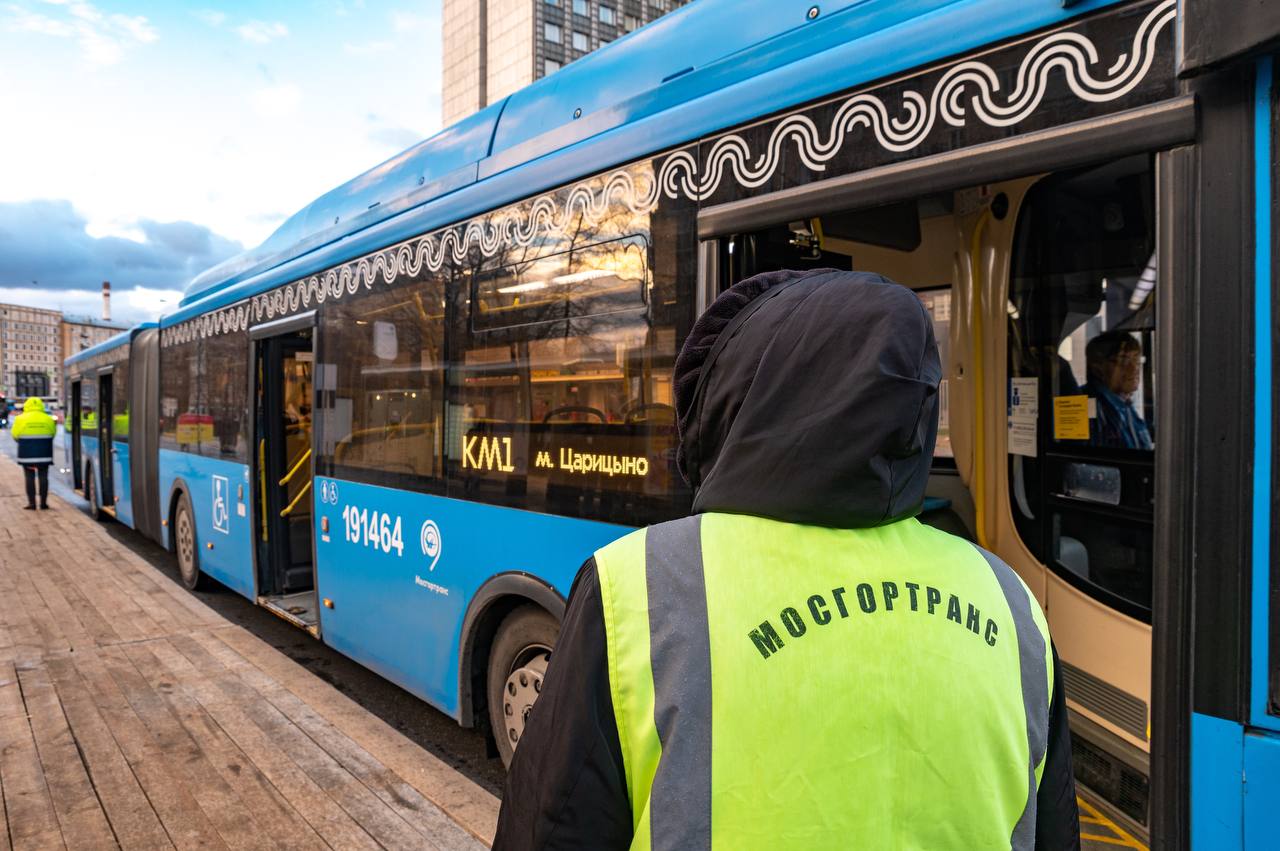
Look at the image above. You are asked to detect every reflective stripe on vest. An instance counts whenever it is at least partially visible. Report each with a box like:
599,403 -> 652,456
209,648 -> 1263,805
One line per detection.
595,513 -> 1053,851
15,434 -> 54,464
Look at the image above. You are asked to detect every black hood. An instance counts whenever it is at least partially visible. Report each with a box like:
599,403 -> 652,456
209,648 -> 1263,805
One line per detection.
674,269 -> 941,529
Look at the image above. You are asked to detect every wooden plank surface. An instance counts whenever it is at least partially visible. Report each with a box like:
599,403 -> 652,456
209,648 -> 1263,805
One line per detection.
0,459 -> 497,850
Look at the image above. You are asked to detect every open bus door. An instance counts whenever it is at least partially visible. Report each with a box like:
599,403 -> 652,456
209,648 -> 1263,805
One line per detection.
703,151 -> 1166,839
97,372 -> 115,515
69,383 -> 81,491
252,320 -> 319,634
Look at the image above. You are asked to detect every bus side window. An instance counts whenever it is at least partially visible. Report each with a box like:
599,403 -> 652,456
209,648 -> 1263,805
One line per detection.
160,338 -> 198,454
1006,154 -> 1157,621
454,233 -> 689,525
317,272 -> 448,493
81,379 -> 98,437
203,325 -> 249,461
111,358 -> 129,443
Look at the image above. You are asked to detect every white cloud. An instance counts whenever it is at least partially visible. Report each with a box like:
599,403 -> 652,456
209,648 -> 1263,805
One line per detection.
194,9 -> 225,27
5,5 -> 74,37
236,20 -> 287,44
391,10 -> 434,33
66,1 -> 100,24
3,1 -> 157,65
83,216 -> 145,242
120,285 -> 184,319
110,13 -> 155,43
251,82 -> 301,117
76,24 -> 119,63
343,39 -> 393,56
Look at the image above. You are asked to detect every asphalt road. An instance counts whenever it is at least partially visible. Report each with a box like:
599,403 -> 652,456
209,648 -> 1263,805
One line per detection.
1,426 -> 508,798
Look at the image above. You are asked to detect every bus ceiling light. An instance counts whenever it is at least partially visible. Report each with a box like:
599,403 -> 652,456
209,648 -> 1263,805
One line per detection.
1129,252 -> 1157,311
552,269 -> 614,285
498,281 -> 549,294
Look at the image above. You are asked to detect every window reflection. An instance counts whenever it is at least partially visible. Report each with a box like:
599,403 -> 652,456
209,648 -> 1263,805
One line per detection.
111,361 -> 129,442
321,276 -> 447,491
204,328 -> 250,461
80,377 -> 98,433
1006,155 -> 1156,620
456,301 -> 683,526
313,158 -> 696,525
160,339 -> 203,454
916,288 -> 952,459
473,235 -> 648,331
456,215 -> 686,524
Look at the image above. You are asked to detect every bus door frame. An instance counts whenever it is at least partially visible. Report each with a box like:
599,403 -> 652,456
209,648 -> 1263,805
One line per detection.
70,379 -> 82,491
248,311 -> 319,610
97,368 -> 114,512
694,95 -> 1198,845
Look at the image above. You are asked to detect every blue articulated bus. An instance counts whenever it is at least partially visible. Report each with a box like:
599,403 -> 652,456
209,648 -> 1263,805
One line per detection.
63,0 -> 1280,844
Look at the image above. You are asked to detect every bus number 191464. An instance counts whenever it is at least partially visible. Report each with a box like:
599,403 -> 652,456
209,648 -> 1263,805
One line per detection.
341,504 -> 405,557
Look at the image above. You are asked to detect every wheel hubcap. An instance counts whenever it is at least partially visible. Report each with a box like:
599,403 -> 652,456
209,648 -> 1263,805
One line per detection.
502,647 -> 549,748
177,511 -> 194,579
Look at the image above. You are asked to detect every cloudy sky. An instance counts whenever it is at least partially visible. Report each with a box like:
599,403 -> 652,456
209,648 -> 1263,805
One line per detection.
0,0 -> 443,323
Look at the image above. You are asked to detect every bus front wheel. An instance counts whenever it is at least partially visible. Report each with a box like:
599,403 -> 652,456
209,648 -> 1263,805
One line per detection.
487,605 -> 559,768
174,493 -> 206,591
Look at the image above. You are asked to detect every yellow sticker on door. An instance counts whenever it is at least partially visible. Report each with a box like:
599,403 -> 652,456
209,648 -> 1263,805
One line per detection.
1053,395 -> 1091,441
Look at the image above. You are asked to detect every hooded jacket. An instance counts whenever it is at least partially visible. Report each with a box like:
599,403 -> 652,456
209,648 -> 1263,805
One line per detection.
12,397 -> 56,464
494,271 -> 1079,850
674,268 -> 938,526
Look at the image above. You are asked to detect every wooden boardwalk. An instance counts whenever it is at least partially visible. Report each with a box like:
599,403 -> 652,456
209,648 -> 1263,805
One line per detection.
0,462 -> 498,850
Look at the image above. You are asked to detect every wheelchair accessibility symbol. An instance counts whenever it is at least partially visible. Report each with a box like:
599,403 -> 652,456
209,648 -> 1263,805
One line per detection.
420,520 -> 442,571
319,480 -> 339,505
212,475 -> 230,534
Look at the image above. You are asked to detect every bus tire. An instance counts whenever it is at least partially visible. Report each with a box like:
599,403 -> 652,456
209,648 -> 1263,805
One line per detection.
487,605 -> 559,768
174,492 -> 206,591
85,465 -> 106,523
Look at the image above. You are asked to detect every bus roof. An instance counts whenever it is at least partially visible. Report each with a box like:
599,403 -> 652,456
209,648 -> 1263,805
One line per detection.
64,323 -> 157,367
169,0 -> 1127,326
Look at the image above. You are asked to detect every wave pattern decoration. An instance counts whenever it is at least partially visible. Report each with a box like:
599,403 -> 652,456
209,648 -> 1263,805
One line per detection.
161,168 -> 666,348
162,0 -> 1174,347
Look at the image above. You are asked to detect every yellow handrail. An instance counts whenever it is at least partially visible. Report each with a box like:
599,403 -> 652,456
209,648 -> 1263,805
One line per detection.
279,448 -> 312,487
970,210 -> 992,549
280,480 -> 312,518
258,438 -> 268,542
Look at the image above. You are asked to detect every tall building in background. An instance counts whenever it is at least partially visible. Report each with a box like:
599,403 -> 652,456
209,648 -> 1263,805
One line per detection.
0,305 -> 63,401
443,0 -> 690,125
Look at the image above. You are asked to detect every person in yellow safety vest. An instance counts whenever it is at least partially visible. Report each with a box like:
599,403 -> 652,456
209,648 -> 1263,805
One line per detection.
494,270 -> 1079,851
12,396 -> 56,511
